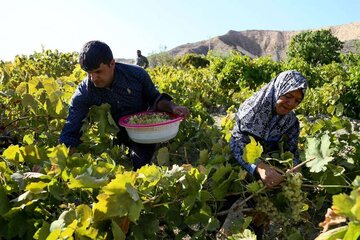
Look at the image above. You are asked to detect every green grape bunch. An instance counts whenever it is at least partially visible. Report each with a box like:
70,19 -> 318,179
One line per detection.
255,172 -> 306,226
128,112 -> 171,124
256,195 -> 290,227
282,172 -> 305,222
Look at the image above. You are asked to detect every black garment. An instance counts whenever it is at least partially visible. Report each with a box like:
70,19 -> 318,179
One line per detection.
117,128 -> 156,170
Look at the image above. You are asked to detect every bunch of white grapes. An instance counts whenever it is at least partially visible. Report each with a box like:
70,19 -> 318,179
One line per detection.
255,195 -> 290,226
255,172 -> 305,225
128,112 -> 171,124
282,172 -> 304,222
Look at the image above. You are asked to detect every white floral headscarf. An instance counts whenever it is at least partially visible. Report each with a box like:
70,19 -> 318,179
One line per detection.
234,70 -> 307,140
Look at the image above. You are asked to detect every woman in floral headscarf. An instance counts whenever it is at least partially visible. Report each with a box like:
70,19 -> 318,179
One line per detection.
230,70 -> 307,188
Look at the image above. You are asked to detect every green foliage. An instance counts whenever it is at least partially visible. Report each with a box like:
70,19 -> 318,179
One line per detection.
339,53 -> 360,118
1,47 -> 360,239
287,30 -> 343,65
316,177 -> 360,240
176,53 -> 210,68
147,50 -> 176,68
0,49 -> 78,89
215,52 -> 281,96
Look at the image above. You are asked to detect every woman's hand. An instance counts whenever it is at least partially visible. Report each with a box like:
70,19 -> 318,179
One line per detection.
256,162 -> 284,188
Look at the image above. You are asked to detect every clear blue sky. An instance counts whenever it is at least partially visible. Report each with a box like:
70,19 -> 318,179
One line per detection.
1,0 -> 359,61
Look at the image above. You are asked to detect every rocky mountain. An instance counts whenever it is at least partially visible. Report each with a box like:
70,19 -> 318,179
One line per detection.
168,21 -> 360,61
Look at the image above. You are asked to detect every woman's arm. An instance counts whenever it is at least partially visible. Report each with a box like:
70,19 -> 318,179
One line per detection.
230,132 -> 284,188
230,133 -> 260,175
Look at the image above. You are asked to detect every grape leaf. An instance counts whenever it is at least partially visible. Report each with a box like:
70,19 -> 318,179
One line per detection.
351,197 -> 360,221
314,226 -> 347,240
332,193 -> 354,218
33,221 -> 50,240
156,147 -> 169,166
137,165 -> 162,188
305,134 -> 333,173
26,181 -> 48,193
199,149 -> 209,164
55,99 -> 64,115
68,172 -> 108,189
23,134 -> 34,145
343,222 -> 360,240
2,145 -> 24,163
0,185 -> 10,215
243,136 -> 263,164
111,220 -> 126,240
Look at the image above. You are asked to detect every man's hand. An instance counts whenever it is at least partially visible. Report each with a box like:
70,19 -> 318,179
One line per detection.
256,162 -> 284,188
171,106 -> 190,118
69,147 -> 77,155
156,100 -> 190,118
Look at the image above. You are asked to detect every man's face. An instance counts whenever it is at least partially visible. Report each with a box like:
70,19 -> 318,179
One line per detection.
88,59 -> 115,88
275,89 -> 303,115
137,51 -> 141,57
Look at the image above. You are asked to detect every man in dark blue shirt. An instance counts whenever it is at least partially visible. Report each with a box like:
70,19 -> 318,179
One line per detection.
59,40 -> 189,169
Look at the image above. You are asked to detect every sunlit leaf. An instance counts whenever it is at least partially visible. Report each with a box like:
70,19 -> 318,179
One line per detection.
26,181 -> 48,193
2,145 -> 24,163
137,165 -> 162,188
310,120 -> 324,135
42,78 -> 59,94
15,82 -> 28,95
314,226 -> 347,240
45,229 -> 61,240
343,221 -> 360,240
93,172 -> 143,222
60,219 -> 77,238
55,99 -> 64,115
76,204 -> 93,229
351,197 -> 360,220
23,134 -> 34,145
332,193 -> 354,218
21,145 -> 44,164
33,220 -> 50,240
243,136 -> 263,164
47,144 -> 69,171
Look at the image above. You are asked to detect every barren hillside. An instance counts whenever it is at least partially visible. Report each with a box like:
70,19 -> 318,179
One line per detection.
168,21 -> 360,60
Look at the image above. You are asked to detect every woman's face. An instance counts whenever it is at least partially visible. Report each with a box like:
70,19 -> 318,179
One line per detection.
275,89 -> 303,115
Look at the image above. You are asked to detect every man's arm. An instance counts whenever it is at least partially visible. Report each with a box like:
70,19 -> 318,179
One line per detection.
156,99 -> 189,118
59,85 -> 90,149
144,57 -> 149,69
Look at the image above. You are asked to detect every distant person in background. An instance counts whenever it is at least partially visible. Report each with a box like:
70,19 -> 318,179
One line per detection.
59,40 -> 189,170
135,50 -> 149,69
